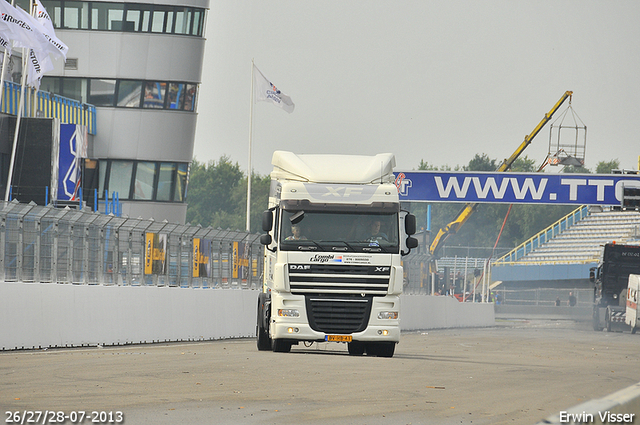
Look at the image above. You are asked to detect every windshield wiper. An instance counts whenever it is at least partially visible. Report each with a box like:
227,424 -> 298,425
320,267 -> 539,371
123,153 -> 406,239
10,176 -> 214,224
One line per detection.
316,240 -> 357,252
296,240 -> 323,251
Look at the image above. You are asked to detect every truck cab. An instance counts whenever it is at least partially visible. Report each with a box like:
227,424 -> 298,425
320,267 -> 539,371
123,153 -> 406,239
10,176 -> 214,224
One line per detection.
256,151 -> 417,357
592,242 -> 640,332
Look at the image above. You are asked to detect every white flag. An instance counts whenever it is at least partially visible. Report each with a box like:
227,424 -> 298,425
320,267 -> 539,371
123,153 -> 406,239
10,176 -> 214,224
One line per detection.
0,2 -> 67,59
0,33 -> 10,55
26,47 -> 53,89
253,64 -> 294,113
0,1 -> 39,52
15,5 -> 68,61
34,0 -> 55,34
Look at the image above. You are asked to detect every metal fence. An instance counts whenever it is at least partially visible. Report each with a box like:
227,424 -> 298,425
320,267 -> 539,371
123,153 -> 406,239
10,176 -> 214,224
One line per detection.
4,200 -> 586,303
402,250 -> 490,297
493,287 -> 592,307
0,200 -> 263,289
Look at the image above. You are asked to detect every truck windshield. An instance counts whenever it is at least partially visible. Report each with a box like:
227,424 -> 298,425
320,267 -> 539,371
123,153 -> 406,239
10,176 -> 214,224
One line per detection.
279,210 -> 399,253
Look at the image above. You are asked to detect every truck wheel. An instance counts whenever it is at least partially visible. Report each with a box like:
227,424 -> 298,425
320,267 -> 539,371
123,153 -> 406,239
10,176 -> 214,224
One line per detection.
272,339 -> 292,353
592,308 -> 604,331
606,310 -> 612,333
348,341 -> 365,356
632,326 -> 637,335
256,321 -> 271,350
256,294 -> 271,351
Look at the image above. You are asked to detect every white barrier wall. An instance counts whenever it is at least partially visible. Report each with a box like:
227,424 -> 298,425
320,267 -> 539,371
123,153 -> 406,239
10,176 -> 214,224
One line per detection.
0,283 -> 495,350
401,294 -> 496,330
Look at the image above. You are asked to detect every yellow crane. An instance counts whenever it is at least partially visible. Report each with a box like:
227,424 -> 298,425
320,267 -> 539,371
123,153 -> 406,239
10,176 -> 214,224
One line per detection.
427,91 -> 574,270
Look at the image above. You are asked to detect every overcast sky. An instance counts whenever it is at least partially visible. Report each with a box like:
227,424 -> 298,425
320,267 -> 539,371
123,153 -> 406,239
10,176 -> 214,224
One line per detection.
193,1 -> 640,177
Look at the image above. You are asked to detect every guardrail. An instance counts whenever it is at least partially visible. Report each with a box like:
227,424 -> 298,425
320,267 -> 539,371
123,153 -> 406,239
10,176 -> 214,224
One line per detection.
1,80 -> 96,135
494,258 -> 598,266
493,205 -> 590,264
0,200 -> 262,289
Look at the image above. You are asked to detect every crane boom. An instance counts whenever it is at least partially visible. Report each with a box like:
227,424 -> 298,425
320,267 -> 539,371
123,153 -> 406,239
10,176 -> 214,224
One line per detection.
427,91 -> 573,263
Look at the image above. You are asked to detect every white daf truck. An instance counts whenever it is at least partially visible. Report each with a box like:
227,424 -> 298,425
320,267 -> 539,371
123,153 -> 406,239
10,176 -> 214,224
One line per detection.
257,151 -> 418,357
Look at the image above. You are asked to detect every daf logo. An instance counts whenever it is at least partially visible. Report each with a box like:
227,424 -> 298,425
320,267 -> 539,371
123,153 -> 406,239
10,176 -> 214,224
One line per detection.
290,265 -> 311,270
375,267 -> 390,272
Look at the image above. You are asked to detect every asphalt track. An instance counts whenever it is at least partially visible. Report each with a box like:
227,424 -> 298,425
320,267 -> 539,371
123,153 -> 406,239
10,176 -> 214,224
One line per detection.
2,319 -> 640,425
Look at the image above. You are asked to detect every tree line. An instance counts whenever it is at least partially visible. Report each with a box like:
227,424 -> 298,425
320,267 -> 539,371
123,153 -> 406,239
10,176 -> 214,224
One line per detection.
185,154 -> 620,253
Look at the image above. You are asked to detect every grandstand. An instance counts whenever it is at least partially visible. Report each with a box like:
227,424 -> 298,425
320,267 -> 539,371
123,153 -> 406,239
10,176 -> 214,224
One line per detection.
514,208 -> 640,263
492,206 -> 640,287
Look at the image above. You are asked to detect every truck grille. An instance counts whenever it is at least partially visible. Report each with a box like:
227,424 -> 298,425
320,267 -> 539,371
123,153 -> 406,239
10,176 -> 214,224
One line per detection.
305,297 -> 372,334
288,264 -> 391,296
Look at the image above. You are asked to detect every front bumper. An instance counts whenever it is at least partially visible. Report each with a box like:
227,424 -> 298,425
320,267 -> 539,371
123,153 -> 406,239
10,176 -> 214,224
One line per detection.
270,293 -> 400,343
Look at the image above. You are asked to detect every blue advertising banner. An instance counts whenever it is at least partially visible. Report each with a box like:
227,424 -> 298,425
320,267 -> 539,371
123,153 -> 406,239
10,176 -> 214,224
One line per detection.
57,123 -> 87,201
393,171 -> 640,205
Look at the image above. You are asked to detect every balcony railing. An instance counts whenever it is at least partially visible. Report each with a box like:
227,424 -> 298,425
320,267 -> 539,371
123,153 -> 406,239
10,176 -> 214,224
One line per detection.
1,80 -> 96,135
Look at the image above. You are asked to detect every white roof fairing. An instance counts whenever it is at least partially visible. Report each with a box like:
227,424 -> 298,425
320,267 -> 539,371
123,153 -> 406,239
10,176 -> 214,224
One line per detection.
270,151 -> 396,184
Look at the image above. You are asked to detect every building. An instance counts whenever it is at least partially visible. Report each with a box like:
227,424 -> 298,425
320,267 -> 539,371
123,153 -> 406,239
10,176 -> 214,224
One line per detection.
12,0 -> 209,223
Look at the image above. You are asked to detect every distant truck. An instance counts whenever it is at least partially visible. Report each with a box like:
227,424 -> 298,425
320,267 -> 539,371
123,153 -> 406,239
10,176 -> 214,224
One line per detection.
590,242 -> 640,332
626,274 -> 640,334
257,151 -> 418,357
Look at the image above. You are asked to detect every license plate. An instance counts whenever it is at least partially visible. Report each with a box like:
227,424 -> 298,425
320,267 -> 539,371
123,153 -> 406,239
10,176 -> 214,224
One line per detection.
325,334 -> 352,342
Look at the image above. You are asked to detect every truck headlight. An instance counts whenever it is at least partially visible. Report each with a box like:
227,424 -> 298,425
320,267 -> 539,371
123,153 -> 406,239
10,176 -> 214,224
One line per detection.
378,311 -> 398,320
278,309 -> 300,317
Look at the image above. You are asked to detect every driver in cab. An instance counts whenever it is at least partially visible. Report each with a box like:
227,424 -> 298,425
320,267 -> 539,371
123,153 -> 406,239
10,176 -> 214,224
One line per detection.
368,219 -> 387,242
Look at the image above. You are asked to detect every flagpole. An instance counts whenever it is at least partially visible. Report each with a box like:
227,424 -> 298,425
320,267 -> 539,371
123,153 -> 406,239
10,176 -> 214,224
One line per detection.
0,50 -> 9,112
4,0 -> 31,201
246,59 -> 254,232
4,49 -> 27,202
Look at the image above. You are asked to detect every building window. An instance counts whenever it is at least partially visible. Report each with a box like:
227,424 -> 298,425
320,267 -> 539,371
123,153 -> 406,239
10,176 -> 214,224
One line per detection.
98,159 -> 188,203
174,7 -> 192,35
98,159 -> 106,195
156,162 -> 175,201
43,0 -> 62,28
184,84 -> 196,112
63,79 -> 86,103
143,82 -> 166,109
192,9 -> 204,36
108,161 -> 134,199
117,80 -> 143,108
38,0 -> 205,36
175,163 -> 188,202
42,77 -> 198,112
63,1 -> 89,29
167,83 -> 184,109
125,5 -> 152,32
133,161 -> 157,200
88,79 -> 116,106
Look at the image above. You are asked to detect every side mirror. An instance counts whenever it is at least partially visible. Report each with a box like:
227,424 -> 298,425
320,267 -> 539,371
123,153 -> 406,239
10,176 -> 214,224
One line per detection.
260,234 -> 272,245
262,210 -> 273,232
405,214 -> 416,235
406,237 -> 418,249
589,267 -> 595,283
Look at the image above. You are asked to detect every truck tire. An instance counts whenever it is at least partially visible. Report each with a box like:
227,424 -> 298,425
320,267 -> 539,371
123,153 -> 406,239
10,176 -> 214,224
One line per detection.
632,326 -> 637,335
256,293 -> 271,351
272,339 -> 292,353
606,309 -> 612,332
593,307 -> 603,331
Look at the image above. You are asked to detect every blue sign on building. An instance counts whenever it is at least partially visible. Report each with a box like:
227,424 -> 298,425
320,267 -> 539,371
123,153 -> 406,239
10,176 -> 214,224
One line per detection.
394,171 -> 640,206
